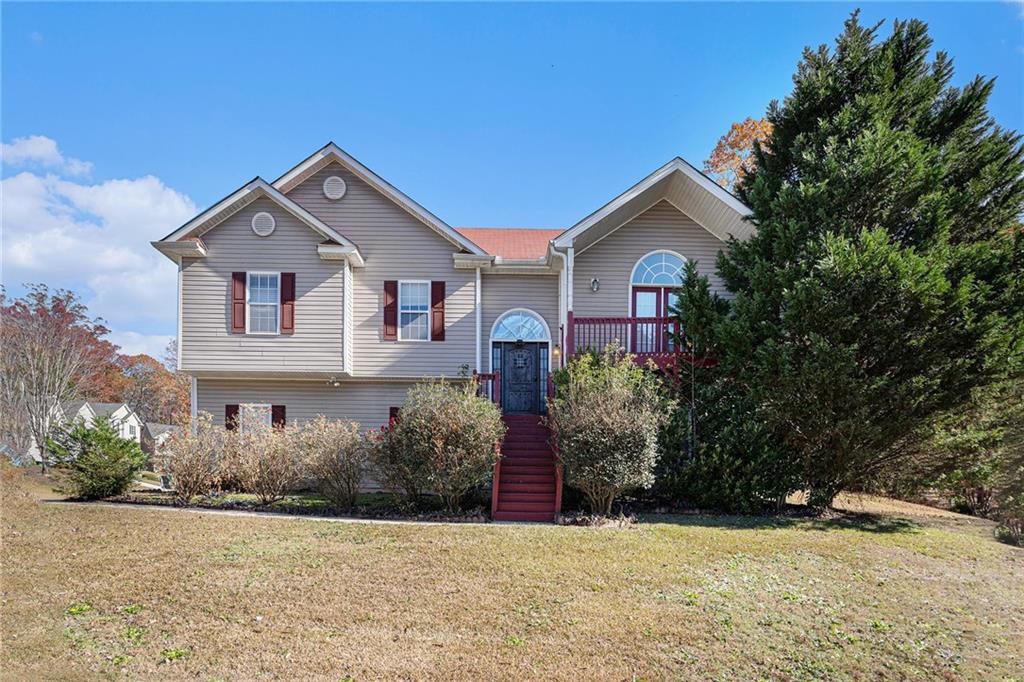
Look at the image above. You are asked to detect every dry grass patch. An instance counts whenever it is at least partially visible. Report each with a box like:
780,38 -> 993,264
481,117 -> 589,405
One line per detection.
3,465 -> 1022,680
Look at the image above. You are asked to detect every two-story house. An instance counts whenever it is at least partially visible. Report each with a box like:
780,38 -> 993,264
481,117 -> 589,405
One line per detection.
152,143 -> 752,519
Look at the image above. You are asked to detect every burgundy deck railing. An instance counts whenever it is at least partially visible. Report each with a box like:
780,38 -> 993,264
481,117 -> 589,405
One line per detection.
473,370 -> 501,407
568,315 -> 678,357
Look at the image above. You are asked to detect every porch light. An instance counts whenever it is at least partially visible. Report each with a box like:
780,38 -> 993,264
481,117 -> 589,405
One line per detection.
326,377 -> 343,388
590,277 -> 600,292
551,344 -> 561,360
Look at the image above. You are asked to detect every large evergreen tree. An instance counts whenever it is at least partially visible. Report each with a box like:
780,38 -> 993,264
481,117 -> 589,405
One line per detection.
674,13 -> 1024,509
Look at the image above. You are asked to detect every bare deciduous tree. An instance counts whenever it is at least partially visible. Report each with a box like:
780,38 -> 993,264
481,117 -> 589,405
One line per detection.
1,285 -> 118,469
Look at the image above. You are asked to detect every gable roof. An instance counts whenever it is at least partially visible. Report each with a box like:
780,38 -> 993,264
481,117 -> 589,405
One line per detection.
146,423 -> 178,437
89,402 -> 130,418
454,228 -> 561,260
553,157 -> 753,251
60,401 -> 94,420
152,178 -> 364,266
273,143 -> 487,256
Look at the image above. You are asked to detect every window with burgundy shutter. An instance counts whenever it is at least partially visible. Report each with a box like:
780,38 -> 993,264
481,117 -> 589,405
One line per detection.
431,281 -> 445,341
280,273 -> 295,335
271,405 -> 286,428
383,280 -> 398,340
225,404 -> 239,430
231,273 -> 246,333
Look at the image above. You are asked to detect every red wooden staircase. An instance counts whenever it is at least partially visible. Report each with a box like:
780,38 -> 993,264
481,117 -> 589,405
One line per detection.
492,415 -> 562,522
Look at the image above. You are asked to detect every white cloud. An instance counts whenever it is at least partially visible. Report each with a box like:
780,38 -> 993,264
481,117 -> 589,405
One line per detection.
1,139 -> 197,348
107,331 -> 174,359
29,31 -> 44,44
1,135 -> 93,176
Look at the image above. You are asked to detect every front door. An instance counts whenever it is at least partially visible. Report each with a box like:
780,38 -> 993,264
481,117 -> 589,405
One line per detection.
501,342 -> 540,414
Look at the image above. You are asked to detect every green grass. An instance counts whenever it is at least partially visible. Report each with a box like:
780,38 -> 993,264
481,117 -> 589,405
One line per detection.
3,465 -> 1022,680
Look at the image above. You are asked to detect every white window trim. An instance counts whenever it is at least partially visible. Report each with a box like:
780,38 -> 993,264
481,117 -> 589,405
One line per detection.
487,308 -> 552,373
397,279 -> 431,342
627,249 -> 687,316
245,271 -> 281,335
239,403 -> 273,433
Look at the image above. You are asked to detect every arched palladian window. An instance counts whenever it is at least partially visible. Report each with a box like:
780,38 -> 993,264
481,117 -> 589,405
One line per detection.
491,310 -> 549,342
631,251 -> 686,286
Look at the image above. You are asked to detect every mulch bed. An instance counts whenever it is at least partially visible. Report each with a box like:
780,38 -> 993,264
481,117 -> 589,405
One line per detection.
108,491 -> 491,524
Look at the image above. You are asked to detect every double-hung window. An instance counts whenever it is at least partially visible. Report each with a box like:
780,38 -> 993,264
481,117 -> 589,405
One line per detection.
247,272 -> 280,334
398,281 -> 430,341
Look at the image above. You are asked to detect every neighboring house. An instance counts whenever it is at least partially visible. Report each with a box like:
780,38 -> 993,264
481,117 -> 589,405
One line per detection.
26,401 -> 145,463
142,423 -> 179,456
152,143 -> 752,519
84,402 -> 146,445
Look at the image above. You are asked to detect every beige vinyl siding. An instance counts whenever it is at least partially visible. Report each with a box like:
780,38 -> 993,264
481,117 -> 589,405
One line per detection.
180,197 -> 344,373
287,163 -> 475,378
481,274 -> 559,369
196,378 -> 421,431
572,200 -> 728,317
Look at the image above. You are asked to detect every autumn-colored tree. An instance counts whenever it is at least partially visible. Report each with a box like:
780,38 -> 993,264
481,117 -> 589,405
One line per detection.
119,351 -> 189,424
703,117 -> 773,190
0,285 -> 120,467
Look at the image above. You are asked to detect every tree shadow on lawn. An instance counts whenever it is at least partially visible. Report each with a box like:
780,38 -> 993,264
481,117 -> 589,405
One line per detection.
638,510 -> 921,535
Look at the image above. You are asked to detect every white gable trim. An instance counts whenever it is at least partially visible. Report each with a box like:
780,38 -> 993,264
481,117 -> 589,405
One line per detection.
553,157 -> 752,249
272,143 -> 487,256
155,178 -> 363,260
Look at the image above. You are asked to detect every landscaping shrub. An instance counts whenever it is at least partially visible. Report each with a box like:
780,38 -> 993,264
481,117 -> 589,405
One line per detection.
994,495 -> 1023,547
670,15 -> 1024,510
372,381 -> 504,511
224,408 -> 300,505
48,417 -> 146,500
298,415 -> 368,510
370,415 -> 426,505
547,344 -> 672,515
161,413 -> 221,505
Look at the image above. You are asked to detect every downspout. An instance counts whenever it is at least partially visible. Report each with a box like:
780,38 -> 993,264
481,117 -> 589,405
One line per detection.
565,246 -> 575,364
475,266 -> 482,373
190,376 -> 198,434
551,248 -> 568,368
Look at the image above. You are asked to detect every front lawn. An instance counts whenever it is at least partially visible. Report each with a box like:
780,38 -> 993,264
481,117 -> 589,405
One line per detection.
2,466 -> 1021,680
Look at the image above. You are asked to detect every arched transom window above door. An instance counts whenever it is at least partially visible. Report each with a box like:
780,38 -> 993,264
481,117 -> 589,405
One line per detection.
491,309 -> 550,342
631,251 -> 686,286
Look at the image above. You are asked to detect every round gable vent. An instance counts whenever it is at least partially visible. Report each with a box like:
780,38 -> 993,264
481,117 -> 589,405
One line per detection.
323,175 -> 347,200
251,211 -> 276,237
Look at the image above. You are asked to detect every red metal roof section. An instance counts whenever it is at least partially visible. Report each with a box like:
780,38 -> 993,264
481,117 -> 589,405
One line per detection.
455,228 -> 561,260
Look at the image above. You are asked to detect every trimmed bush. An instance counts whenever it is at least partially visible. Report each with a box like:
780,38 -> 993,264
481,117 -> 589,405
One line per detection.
298,416 -> 368,511
547,345 -> 672,515
371,380 -> 504,511
161,413 -> 221,505
224,408 -> 300,505
48,417 -> 146,500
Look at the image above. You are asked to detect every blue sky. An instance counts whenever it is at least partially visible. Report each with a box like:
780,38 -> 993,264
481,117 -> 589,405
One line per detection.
3,2 -> 1022,357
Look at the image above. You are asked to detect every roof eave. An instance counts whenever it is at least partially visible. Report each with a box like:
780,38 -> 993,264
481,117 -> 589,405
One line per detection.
151,238 -> 208,262
552,157 -> 753,249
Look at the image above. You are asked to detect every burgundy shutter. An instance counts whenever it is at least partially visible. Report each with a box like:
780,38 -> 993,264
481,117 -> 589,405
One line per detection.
383,280 -> 398,340
430,281 -> 446,341
280,273 -> 295,335
231,273 -> 246,333
271,405 -> 286,428
225,404 -> 239,430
